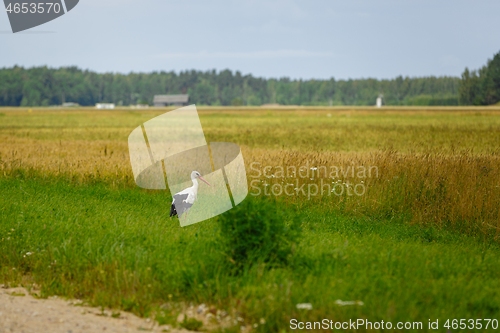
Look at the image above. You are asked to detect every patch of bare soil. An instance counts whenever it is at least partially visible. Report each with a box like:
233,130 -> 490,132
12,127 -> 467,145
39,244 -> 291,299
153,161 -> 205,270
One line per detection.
0,287 -> 196,333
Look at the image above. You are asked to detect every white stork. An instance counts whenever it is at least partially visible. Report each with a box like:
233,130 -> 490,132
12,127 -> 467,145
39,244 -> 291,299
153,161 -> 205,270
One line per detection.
170,171 -> 210,222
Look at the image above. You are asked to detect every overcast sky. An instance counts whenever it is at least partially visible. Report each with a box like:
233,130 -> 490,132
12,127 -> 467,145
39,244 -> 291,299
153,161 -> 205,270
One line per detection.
1,0 -> 499,80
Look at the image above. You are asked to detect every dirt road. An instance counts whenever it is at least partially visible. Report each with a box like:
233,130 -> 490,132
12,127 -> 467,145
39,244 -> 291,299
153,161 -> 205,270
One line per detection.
0,287 -> 190,333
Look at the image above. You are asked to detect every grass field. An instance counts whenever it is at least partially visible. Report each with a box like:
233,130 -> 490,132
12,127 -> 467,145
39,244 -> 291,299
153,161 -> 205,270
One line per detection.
1,106 -> 500,332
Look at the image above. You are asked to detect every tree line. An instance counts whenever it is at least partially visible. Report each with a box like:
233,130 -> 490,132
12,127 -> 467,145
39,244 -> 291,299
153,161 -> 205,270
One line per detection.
459,50 -> 500,105
0,66 -> 461,107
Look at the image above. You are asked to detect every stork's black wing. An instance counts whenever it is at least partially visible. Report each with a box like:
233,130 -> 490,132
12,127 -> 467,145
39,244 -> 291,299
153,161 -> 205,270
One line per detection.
170,202 -> 178,217
170,193 -> 192,217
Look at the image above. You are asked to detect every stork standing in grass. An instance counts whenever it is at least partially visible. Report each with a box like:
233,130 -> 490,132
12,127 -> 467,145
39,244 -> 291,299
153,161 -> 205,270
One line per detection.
170,171 -> 210,222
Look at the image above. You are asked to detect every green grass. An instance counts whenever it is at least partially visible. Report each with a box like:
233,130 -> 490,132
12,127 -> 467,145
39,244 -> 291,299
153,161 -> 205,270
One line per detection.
2,107 -> 500,331
2,177 -> 500,332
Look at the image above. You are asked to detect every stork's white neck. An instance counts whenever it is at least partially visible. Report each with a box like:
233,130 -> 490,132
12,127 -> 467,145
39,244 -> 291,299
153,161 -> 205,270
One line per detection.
191,178 -> 199,190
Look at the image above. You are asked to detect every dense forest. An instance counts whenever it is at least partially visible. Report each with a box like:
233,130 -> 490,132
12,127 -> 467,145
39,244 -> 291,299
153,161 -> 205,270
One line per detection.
0,66 -> 461,107
459,50 -> 500,105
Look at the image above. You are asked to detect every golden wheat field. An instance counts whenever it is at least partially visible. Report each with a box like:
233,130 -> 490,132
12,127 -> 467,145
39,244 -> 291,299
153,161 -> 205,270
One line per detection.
1,106 -> 500,237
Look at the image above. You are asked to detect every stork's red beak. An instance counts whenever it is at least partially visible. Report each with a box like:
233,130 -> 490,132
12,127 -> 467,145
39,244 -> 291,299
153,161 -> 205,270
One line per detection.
199,176 -> 210,186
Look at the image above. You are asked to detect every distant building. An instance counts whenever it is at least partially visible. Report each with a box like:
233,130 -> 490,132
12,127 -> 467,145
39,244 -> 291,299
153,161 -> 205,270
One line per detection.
376,95 -> 383,108
96,103 -> 115,109
62,102 -> 79,107
153,94 -> 189,107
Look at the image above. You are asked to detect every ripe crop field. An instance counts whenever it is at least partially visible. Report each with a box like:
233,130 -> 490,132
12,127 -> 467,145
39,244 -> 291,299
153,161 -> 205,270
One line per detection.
1,106 -> 500,332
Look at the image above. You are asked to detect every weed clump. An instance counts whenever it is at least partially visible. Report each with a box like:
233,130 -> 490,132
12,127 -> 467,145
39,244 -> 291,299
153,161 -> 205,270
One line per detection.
217,197 -> 302,268
180,316 -> 203,331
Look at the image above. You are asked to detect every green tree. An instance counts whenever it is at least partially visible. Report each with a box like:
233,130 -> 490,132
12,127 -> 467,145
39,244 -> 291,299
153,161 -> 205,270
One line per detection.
0,66 -> 463,107
231,97 -> 243,106
458,50 -> 500,106
459,68 -> 480,105
480,53 -> 500,105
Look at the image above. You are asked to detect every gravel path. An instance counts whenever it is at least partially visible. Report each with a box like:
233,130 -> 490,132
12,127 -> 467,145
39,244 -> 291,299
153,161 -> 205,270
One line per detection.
0,287 -> 191,333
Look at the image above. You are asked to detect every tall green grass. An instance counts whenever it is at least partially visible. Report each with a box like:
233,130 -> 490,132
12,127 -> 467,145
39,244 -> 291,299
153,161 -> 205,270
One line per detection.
2,108 -> 500,331
2,177 -> 500,331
